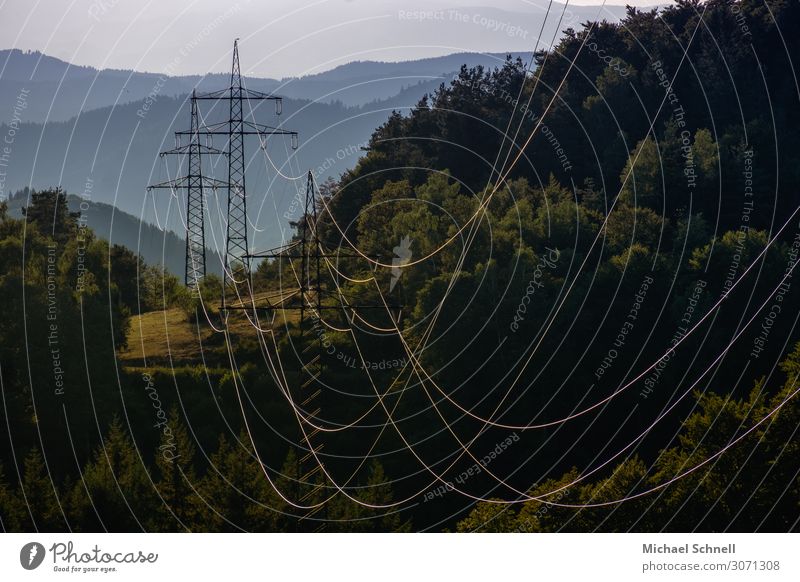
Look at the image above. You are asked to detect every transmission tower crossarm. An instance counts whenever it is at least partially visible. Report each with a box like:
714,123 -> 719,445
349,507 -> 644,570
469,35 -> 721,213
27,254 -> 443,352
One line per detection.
243,120 -> 297,135
223,304 -> 398,311
158,143 -> 227,157
175,123 -> 297,139
195,87 -> 282,101
146,176 -> 229,191
245,252 -> 375,259
173,120 -> 229,135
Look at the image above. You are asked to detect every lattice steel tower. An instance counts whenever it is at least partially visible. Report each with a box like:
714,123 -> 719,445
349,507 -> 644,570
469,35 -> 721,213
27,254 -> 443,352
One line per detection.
190,39 -> 298,310
237,172 -> 400,529
226,39 -> 248,286
148,89 -> 227,292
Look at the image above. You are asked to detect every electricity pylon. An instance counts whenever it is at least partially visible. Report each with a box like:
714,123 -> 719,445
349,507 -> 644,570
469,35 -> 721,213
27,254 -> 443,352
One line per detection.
184,39 -> 298,310
148,89 -> 227,292
230,171 -> 400,529
239,172 -> 330,527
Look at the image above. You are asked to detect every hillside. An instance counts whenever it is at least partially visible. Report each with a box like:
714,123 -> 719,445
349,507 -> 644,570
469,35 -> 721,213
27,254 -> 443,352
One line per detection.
0,0 -> 798,536
0,55 -> 532,253
0,48 -> 533,122
119,294 -> 298,368
5,188 -> 221,276
0,48 -> 540,257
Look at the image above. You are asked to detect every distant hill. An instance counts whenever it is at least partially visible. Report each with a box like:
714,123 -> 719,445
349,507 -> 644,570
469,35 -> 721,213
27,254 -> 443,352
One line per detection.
0,91 -> 393,253
5,189 -> 221,277
1,0 -> 634,92
281,52 -> 534,103
1,50 -> 527,253
0,49 -> 532,122
0,45 -> 563,255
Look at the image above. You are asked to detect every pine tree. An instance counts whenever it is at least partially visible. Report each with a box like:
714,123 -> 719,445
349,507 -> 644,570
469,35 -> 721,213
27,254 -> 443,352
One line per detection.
69,418 -> 156,531
327,460 -> 411,532
0,461 -> 25,531
18,447 -> 68,531
199,431 -> 285,531
21,188 -> 80,245
152,411 -> 204,531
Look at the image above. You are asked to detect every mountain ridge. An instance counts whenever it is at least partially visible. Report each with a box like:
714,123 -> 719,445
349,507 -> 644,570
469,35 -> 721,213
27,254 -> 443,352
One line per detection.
1,48 -> 533,121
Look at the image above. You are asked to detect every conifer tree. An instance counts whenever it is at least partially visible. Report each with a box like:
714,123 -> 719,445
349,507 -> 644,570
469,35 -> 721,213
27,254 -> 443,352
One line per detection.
200,431 -> 285,531
19,447 -> 68,531
69,418 -> 155,531
152,410 -> 204,531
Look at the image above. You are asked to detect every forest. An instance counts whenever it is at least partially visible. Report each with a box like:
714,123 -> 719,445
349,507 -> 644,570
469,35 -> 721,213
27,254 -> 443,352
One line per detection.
1,0 -> 798,532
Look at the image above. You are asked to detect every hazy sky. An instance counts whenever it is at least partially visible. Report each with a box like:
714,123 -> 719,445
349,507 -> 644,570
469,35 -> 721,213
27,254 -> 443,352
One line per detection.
1,0 -> 668,77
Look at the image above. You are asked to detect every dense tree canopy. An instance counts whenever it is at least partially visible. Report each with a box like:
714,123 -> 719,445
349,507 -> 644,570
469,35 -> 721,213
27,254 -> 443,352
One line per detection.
2,0 -> 799,532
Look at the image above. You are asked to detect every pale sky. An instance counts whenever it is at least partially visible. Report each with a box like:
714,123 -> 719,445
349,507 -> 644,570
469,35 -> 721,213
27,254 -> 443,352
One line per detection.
1,0 -> 668,78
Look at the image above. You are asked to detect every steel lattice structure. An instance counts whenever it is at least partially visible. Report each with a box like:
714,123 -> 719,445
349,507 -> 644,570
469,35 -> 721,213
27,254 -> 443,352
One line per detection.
153,40 -> 298,300
188,39 -> 298,309
151,42 -> 396,529
148,89 -> 227,291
